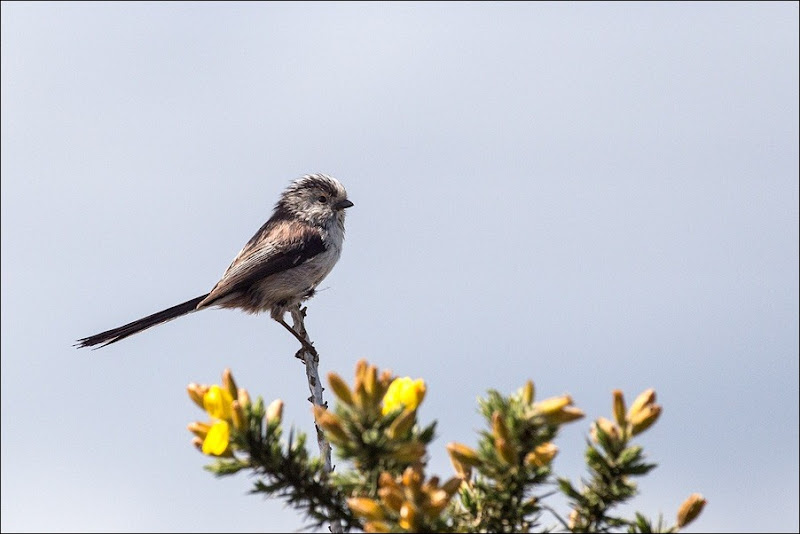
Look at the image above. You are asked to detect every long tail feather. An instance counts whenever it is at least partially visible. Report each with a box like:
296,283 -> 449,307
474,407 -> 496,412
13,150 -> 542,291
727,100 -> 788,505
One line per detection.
76,294 -> 209,349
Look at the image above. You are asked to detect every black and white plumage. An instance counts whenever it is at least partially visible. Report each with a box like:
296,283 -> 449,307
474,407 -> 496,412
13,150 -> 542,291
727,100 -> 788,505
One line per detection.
76,174 -> 353,349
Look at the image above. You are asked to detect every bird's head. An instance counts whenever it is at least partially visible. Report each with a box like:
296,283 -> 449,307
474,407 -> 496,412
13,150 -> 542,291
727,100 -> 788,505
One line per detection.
277,173 -> 353,227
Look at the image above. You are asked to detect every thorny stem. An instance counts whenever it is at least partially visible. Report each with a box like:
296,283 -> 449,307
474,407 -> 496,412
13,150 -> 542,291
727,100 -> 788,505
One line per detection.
276,317 -> 319,357
289,304 -> 342,534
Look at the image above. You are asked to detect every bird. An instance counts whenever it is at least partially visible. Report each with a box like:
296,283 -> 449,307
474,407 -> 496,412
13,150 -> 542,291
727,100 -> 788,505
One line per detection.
76,173 -> 353,349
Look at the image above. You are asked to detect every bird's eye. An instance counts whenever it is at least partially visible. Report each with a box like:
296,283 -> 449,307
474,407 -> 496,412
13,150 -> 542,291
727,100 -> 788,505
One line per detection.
317,195 -> 328,204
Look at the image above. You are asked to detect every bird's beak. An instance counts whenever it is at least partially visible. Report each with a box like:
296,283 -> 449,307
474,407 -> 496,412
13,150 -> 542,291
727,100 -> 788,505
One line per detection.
335,199 -> 354,210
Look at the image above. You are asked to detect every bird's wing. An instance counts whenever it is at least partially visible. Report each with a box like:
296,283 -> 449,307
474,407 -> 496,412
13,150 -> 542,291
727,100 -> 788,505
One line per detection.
200,219 -> 326,306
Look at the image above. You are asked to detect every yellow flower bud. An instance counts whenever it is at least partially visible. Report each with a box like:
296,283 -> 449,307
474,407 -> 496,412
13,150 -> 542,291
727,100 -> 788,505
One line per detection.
347,498 -> 385,521
353,360 -> 369,407
186,383 -> 209,410
390,441 -> 426,463
449,456 -> 472,480
222,368 -> 238,401
492,412 -> 512,442
231,400 -> 246,431
543,406 -> 585,424
328,372 -> 354,406
266,399 -> 284,424
440,477 -> 462,497
522,380 -> 535,405
627,388 -> 656,420
568,509 -> 581,530
422,476 -> 440,492
399,502 -> 418,531
676,493 -> 706,528
203,384 -> 234,421
364,521 -> 392,533
364,365 -> 378,398
535,442 -> 559,465
524,442 -> 558,467
378,486 -> 404,512
591,417 -> 621,444
523,451 -> 537,467
612,389 -> 627,427
402,465 -> 423,491
386,409 -> 417,440
378,471 -> 398,489
426,488 -> 452,516
237,388 -> 251,408
535,395 -> 573,415
313,405 -> 348,443
353,380 -> 367,409
495,437 -> 517,464
354,359 -> 368,381
447,442 -> 482,467
382,377 -> 427,415
202,420 -> 230,456
187,421 -> 210,439
629,404 -> 662,436
312,403 -> 328,420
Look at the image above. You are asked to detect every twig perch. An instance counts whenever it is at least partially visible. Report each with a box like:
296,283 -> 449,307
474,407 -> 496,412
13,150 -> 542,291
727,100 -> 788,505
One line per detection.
289,304 -> 342,534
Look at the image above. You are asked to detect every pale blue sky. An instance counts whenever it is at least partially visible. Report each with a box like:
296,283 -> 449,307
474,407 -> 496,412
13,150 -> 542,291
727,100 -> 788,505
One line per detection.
2,2 -> 798,532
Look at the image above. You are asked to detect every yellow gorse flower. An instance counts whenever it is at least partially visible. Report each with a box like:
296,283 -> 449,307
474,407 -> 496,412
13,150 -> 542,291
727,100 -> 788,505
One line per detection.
202,420 -> 230,455
203,384 -> 234,421
188,370 -> 248,457
382,377 -> 426,415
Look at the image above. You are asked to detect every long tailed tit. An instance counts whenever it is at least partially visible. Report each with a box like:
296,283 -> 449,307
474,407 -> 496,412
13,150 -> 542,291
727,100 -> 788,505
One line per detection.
77,173 -> 353,349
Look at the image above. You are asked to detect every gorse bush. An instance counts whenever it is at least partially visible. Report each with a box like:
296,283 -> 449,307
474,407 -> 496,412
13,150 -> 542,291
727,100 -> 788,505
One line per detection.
186,361 -> 705,533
